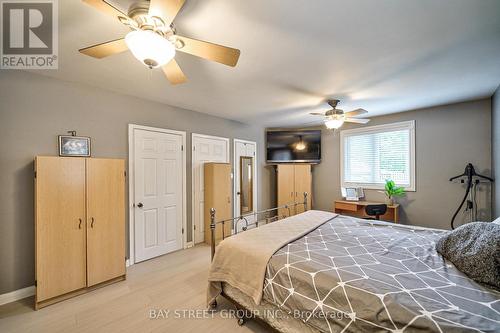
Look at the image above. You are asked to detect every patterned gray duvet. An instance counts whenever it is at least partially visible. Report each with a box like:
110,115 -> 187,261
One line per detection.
263,215 -> 500,332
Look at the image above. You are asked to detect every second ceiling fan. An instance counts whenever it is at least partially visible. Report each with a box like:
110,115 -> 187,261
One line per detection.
79,0 -> 241,85
310,99 -> 371,129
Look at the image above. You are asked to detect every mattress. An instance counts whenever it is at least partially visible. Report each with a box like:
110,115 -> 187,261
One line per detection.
262,215 -> 500,332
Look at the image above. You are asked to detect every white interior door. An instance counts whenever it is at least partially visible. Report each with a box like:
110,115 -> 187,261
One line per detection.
192,134 -> 229,244
134,128 -> 184,262
234,140 -> 257,232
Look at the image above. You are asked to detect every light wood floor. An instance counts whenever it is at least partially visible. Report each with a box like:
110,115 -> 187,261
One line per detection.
0,245 -> 269,333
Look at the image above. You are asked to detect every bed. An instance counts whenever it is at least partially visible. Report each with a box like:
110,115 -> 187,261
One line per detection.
207,201 -> 500,332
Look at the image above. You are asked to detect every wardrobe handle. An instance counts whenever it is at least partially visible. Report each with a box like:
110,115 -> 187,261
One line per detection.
78,218 -> 82,229
90,217 -> 95,228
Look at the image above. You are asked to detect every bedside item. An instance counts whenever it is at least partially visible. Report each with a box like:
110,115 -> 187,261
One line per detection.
204,163 -> 232,245
276,164 -> 312,218
34,156 -> 126,309
341,187 -> 365,201
364,204 -> 388,220
334,200 -> 399,223
58,131 -> 91,157
436,222 -> 500,290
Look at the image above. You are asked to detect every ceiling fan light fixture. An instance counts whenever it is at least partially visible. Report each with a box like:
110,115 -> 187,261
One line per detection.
325,118 -> 345,129
125,30 -> 175,69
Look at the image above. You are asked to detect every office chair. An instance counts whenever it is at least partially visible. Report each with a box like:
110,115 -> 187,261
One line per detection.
364,204 -> 388,220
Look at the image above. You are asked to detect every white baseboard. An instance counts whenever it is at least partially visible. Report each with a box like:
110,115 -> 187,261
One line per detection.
0,285 -> 35,306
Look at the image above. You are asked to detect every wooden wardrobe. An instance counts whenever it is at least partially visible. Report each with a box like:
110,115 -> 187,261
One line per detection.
277,164 -> 312,218
204,163 -> 232,245
34,156 -> 126,309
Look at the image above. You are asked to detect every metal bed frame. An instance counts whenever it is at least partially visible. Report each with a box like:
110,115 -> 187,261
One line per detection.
209,192 -> 308,327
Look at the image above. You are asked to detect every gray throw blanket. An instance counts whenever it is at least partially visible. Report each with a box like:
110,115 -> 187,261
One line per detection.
436,222 -> 500,290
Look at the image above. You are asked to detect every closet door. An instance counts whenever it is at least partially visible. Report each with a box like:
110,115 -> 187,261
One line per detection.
35,157 -> 86,302
294,164 -> 312,214
86,158 -> 125,286
277,164 -> 295,217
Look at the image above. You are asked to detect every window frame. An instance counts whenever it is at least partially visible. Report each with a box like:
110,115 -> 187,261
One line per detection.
340,120 -> 416,191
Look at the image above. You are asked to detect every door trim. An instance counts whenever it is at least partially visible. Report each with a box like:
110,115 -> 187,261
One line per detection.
233,139 -> 258,221
128,124 -> 187,266
191,133 -> 230,244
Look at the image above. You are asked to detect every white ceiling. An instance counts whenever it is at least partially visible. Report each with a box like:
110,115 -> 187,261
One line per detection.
34,0 -> 500,126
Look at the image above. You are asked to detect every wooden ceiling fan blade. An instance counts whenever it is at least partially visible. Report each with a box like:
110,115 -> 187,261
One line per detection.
149,0 -> 185,25
162,59 -> 187,85
83,0 -> 129,21
176,36 -> 240,67
309,112 -> 326,116
345,118 -> 370,124
344,108 -> 368,117
79,38 -> 128,59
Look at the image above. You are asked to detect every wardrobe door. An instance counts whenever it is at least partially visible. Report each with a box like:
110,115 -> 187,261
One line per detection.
35,156 -> 86,302
86,158 -> 125,286
204,163 -> 232,244
277,164 -> 295,217
294,164 -> 311,214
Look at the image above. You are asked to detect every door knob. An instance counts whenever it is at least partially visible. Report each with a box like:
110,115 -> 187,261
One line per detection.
137,202 -> 143,208
237,192 -> 241,195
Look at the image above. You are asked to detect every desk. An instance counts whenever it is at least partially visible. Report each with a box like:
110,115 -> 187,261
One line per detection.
334,200 -> 400,223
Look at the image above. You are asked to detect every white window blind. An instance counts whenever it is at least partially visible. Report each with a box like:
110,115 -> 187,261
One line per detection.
341,121 -> 415,190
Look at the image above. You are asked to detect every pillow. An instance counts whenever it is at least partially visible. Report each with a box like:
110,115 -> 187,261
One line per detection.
436,222 -> 500,290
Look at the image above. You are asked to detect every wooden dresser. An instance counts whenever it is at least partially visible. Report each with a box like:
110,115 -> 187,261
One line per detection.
276,164 -> 312,218
34,156 -> 126,309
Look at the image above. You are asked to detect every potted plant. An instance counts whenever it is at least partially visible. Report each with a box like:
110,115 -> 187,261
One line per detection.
382,180 -> 406,205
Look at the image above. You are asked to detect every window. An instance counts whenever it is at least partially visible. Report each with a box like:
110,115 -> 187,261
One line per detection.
340,120 -> 415,190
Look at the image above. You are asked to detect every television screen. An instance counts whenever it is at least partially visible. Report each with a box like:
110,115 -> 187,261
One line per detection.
266,130 -> 321,163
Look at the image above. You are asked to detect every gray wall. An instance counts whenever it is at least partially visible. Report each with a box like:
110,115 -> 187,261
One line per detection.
312,99 -> 493,230
0,71 -> 272,295
493,86 -> 500,218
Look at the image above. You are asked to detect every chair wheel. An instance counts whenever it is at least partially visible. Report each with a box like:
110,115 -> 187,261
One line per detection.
237,318 -> 245,326
210,300 -> 217,309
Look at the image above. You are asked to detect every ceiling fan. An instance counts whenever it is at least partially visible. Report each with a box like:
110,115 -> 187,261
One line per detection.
309,99 -> 370,129
78,0 -> 241,85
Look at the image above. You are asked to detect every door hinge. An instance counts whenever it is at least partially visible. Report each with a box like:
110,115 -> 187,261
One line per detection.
34,171 -> 37,179
181,145 -> 184,151
34,280 -> 37,287
193,146 -> 196,151
194,225 -> 196,230
182,228 -> 184,234
124,170 -> 127,177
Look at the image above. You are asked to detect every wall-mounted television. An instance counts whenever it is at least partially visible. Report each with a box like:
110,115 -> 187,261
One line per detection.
266,130 -> 321,163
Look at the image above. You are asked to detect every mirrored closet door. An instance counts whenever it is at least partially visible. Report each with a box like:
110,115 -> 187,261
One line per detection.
233,140 -> 257,232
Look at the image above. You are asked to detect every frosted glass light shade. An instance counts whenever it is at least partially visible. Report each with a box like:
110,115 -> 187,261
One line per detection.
325,118 -> 345,129
295,141 -> 306,151
125,30 -> 175,69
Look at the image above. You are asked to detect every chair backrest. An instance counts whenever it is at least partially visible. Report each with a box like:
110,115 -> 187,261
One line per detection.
365,204 -> 388,220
